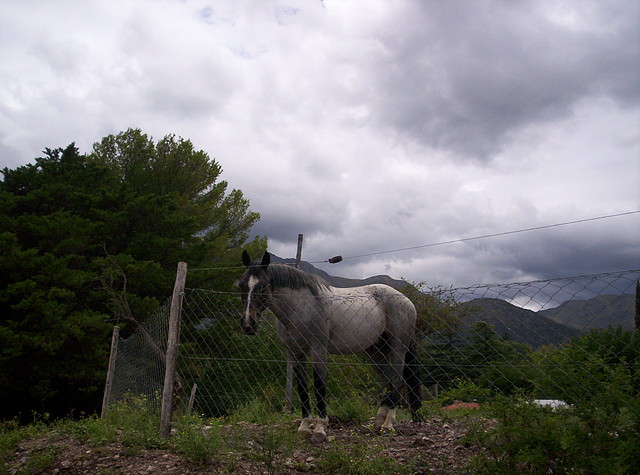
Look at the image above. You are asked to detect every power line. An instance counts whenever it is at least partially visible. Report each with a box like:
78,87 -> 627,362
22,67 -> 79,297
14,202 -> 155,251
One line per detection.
311,210 -> 640,264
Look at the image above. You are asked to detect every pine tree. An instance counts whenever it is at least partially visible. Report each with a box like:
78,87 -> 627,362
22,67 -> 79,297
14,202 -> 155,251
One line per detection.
0,133 -> 264,420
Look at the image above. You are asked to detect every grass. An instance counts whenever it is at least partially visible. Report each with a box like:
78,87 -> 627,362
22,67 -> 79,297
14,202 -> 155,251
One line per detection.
0,418 -> 52,475
0,393 -> 421,474
315,432 -> 412,475
11,387 -> 635,474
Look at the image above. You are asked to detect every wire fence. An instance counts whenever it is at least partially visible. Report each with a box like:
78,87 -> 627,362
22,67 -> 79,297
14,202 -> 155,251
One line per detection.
104,268 -> 639,420
107,304 -> 170,409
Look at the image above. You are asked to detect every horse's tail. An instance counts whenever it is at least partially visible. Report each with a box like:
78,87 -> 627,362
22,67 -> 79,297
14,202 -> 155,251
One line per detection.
404,341 -> 422,422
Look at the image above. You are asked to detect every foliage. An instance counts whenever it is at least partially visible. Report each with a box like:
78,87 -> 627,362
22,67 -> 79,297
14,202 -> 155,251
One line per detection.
533,327 -> 639,403
0,419 -> 44,473
0,130 -> 263,420
65,395 -> 166,456
329,389 -> 376,424
403,283 -> 534,396
180,308 -> 285,418
467,394 -> 639,474
418,319 -> 534,396
635,279 -> 639,330
401,282 -> 470,339
171,415 -> 225,465
316,434 -> 410,475
402,282 -> 475,392
463,327 -> 640,474
231,423 -> 298,475
433,378 -> 494,408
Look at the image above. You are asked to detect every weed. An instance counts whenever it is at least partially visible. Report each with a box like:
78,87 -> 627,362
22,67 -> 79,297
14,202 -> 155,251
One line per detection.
18,445 -> 59,474
250,425 -> 297,475
330,393 -> 375,424
0,419 -> 52,475
436,378 -> 493,406
172,415 -> 224,465
316,437 -> 409,475
227,397 -> 290,425
62,415 -> 118,446
104,396 -> 166,451
467,394 -> 639,474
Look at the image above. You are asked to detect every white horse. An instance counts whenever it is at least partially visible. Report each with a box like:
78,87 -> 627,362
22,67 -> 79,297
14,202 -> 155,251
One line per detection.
238,251 -> 422,442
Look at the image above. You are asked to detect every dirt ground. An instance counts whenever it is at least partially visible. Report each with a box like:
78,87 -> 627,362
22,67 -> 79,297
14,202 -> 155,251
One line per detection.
8,416 -> 487,474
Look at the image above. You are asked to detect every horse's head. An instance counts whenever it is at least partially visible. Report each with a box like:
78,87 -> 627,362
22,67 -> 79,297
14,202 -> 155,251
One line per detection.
238,250 -> 272,335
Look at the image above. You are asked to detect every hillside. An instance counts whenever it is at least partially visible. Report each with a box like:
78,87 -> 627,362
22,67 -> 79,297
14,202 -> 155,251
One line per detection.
269,254 -> 635,345
460,298 -> 582,347
539,294 -> 635,330
270,255 -> 407,289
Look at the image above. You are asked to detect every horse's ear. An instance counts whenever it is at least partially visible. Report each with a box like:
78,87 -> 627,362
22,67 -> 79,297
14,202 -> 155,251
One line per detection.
261,251 -> 270,267
242,250 -> 251,267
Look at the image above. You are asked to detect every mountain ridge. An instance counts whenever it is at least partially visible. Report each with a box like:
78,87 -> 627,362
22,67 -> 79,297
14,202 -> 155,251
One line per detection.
268,254 -> 635,346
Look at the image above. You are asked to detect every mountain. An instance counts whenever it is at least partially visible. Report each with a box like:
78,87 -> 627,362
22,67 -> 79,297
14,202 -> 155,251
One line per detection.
460,298 -> 582,347
539,294 -> 635,331
269,254 -> 635,346
269,255 -> 407,289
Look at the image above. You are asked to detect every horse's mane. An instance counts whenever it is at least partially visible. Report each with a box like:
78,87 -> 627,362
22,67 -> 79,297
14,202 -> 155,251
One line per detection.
268,264 -> 329,296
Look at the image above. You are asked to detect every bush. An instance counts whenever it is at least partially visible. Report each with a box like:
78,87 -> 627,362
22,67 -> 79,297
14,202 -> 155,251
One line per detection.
468,391 -> 639,474
532,329 -> 638,406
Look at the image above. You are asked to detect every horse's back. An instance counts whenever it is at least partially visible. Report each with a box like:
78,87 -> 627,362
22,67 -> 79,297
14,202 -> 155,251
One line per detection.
323,284 -> 416,354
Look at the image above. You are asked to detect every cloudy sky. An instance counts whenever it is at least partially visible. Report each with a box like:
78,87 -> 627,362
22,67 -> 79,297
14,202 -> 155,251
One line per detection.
1,0 -> 639,288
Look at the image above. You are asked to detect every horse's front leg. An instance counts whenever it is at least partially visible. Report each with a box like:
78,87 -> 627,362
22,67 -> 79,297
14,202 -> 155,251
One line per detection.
290,353 -> 313,437
309,345 -> 329,443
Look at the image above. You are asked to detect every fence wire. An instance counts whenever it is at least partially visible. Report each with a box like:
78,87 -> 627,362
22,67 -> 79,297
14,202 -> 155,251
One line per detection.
107,304 -> 170,409
177,269 -> 639,418
105,269 -> 639,419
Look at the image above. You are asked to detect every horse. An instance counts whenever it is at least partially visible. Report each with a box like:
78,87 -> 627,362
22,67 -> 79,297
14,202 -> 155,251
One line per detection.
238,251 -> 422,442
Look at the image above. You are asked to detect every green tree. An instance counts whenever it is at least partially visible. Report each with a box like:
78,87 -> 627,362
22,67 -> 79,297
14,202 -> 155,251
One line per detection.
401,282 -> 471,391
0,133 -> 263,420
401,282 -> 469,338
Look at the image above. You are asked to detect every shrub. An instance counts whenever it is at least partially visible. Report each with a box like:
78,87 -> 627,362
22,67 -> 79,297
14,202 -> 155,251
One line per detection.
467,392 -> 639,474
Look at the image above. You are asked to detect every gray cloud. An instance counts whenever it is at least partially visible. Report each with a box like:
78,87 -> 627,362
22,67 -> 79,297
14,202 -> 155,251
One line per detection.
360,0 -> 640,159
0,0 -> 638,289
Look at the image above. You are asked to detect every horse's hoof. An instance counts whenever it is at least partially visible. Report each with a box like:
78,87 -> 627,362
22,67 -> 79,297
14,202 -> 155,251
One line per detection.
310,430 -> 327,443
297,417 -> 314,438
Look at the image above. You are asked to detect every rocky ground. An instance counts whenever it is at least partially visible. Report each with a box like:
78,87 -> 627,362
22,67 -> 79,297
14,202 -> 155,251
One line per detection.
7,416 -> 488,474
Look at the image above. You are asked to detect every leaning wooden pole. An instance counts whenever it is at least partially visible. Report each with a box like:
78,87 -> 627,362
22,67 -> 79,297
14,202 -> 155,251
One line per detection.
101,325 -> 120,418
160,261 -> 188,438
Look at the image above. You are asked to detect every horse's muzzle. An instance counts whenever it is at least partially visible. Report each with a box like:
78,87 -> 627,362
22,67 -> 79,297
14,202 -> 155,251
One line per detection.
242,322 -> 257,335
241,308 -> 259,335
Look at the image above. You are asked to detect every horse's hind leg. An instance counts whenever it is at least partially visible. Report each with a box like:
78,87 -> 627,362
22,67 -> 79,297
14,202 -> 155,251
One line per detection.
366,337 -> 404,432
404,341 -> 422,422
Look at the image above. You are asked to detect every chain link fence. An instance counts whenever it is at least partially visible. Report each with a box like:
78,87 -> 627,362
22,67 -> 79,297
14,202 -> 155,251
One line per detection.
104,269 -> 639,419
178,269 -> 639,417
105,304 -> 170,410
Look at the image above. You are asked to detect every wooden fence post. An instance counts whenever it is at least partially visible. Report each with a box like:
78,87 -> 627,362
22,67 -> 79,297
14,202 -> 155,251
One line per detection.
285,235 -> 304,412
101,325 -> 120,418
188,384 -> 198,415
160,261 -> 188,438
